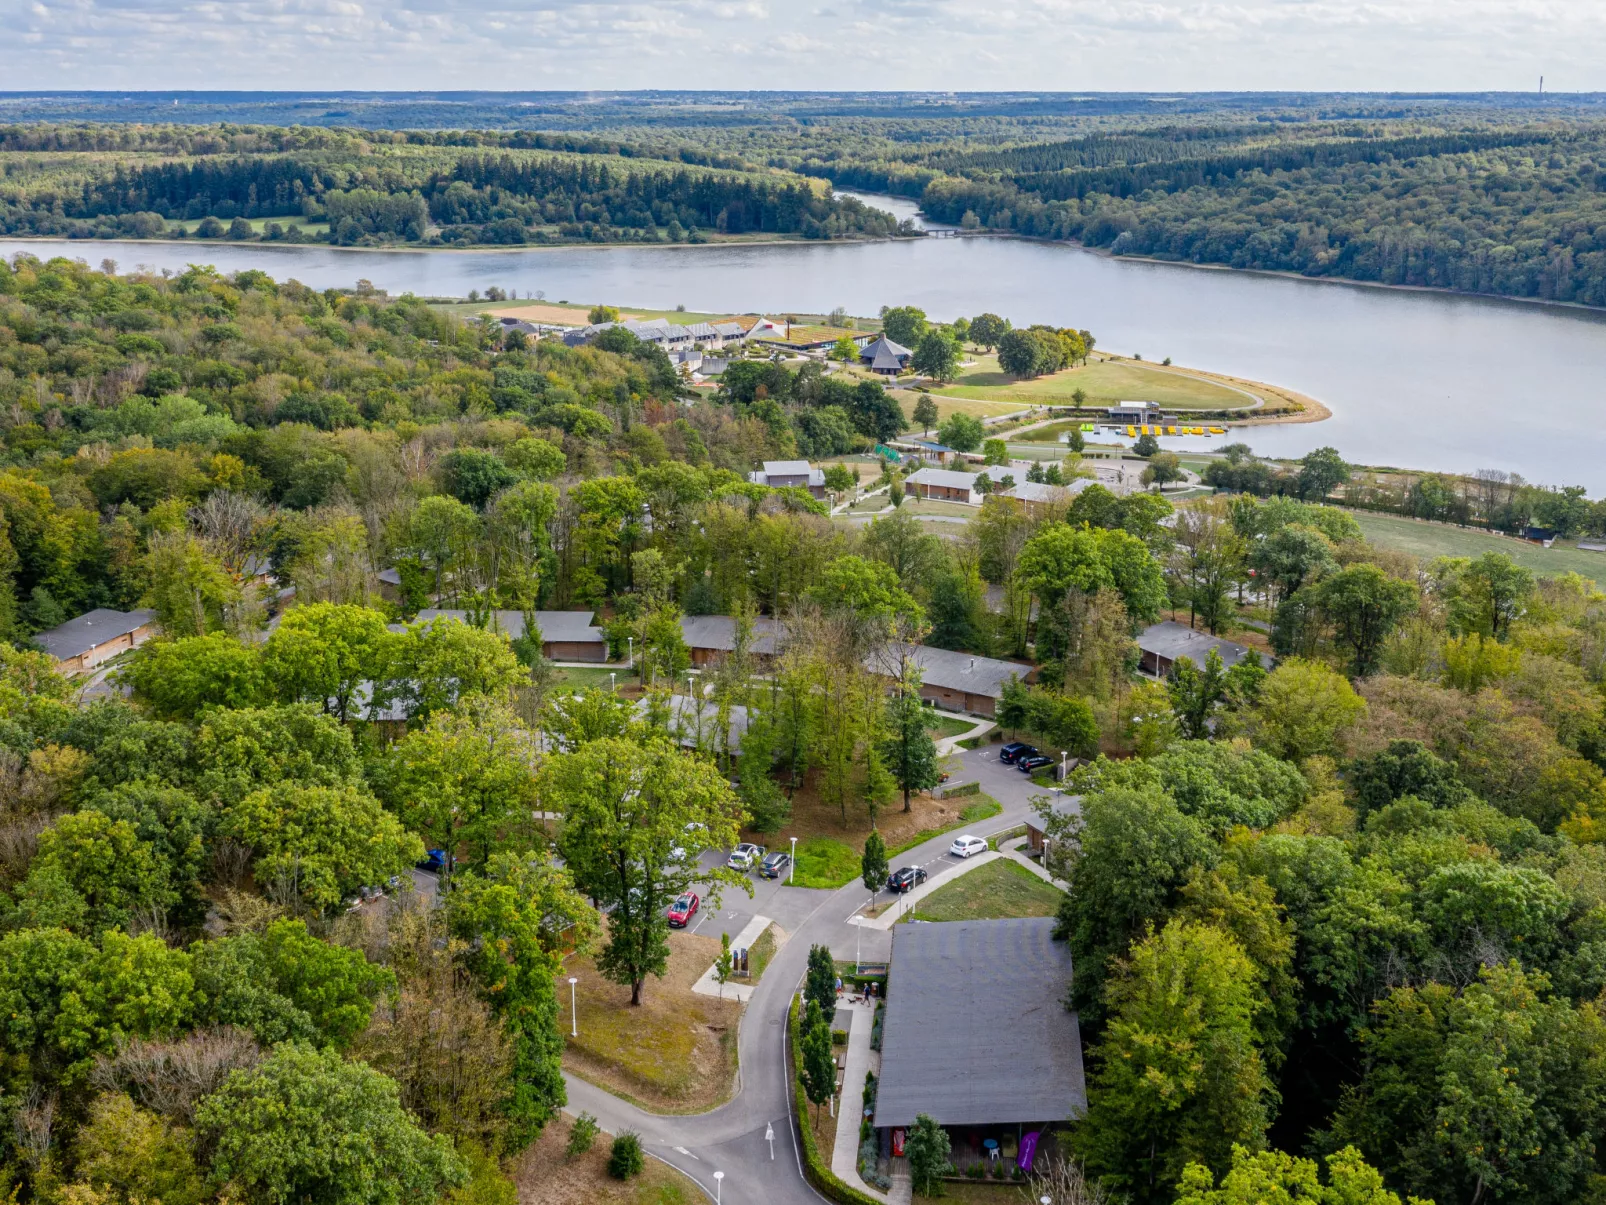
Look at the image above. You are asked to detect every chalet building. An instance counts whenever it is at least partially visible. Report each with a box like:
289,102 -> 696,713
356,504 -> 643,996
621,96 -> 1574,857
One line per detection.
859,335 -> 912,375
36,608 -> 158,674
414,609 -> 608,662
904,466 -> 978,504
747,459 -> 827,498
865,643 -> 1036,717
680,614 -> 789,667
998,478 -> 1094,517
1136,620 -> 1261,677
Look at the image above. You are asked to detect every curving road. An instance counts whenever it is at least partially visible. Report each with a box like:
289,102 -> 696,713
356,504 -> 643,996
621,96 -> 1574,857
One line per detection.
561,746 -> 1062,1204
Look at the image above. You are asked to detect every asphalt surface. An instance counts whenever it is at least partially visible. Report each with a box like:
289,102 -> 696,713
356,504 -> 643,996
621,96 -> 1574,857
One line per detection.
562,745 -> 1065,1204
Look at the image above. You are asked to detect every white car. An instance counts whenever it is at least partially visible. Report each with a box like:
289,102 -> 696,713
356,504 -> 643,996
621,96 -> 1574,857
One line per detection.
727,843 -> 766,870
949,835 -> 988,859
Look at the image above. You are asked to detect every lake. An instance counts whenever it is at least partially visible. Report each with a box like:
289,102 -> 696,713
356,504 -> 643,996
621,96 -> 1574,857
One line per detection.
7,220 -> 1606,489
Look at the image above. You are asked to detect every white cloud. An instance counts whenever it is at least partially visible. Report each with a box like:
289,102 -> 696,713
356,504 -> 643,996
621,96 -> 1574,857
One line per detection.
1,0 -> 1603,89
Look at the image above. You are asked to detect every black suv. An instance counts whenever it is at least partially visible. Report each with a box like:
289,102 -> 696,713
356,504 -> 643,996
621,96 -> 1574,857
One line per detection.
1018,755 -> 1054,774
999,742 -> 1039,765
888,866 -> 928,893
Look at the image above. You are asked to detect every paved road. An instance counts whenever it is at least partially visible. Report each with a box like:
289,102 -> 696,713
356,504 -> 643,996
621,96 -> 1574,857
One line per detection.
562,746 -> 1064,1204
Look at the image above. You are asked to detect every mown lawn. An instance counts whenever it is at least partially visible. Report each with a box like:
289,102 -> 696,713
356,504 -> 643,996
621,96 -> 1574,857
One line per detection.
1347,510 -> 1606,587
893,389 -> 1033,433
549,665 -> 618,693
908,858 -> 1064,923
926,712 -> 975,740
790,837 -> 862,889
939,355 -> 1257,411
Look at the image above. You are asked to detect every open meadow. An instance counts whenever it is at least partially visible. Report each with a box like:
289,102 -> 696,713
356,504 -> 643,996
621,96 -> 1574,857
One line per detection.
936,354 -> 1260,412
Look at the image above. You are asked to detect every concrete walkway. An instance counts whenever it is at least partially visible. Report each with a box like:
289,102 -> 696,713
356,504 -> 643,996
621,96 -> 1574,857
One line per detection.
691,915 -> 773,1003
934,714 -> 993,755
829,1000 -> 889,1202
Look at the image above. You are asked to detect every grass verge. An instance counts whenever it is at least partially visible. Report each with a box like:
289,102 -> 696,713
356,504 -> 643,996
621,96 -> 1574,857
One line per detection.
886,794 -> 1002,857
789,998 -> 883,1205
908,857 -> 1064,923
515,1113 -> 702,1204
791,837 -> 863,889
926,712 -> 976,740
1346,509 -> 1606,587
559,932 -> 740,1112
959,798 -> 1004,824
748,923 -> 780,982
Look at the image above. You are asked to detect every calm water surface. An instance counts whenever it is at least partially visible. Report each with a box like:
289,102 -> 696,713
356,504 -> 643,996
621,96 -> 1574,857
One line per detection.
7,224 -> 1605,488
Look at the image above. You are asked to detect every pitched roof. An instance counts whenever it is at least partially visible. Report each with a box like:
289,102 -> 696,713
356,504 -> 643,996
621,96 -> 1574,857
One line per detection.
413,609 -> 604,645
1136,620 -> 1258,670
904,466 -> 977,492
711,322 -> 746,337
763,460 -> 813,477
679,614 -> 788,657
36,608 -> 157,661
876,918 -> 1085,1129
866,643 -> 1032,699
1002,479 -> 1095,503
858,334 -> 911,362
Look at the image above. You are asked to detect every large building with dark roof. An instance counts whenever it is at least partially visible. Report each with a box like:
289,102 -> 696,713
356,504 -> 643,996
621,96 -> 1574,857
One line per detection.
1136,620 -> 1263,677
36,608 -> 158,674
414,608 -> 607,662
875,917 -> 1085,1134
865,643 -> 1036,717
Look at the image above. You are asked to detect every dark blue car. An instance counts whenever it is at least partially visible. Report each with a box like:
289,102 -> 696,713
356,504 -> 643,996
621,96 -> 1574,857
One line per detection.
999,742 -> 1039,764
417,849 -> 447,873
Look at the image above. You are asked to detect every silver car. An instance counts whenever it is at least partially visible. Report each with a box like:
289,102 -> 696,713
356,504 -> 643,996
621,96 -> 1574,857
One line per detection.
727,842 -> 766,870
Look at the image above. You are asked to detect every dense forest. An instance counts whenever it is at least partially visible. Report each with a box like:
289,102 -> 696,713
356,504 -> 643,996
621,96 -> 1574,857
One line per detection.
0,129 -> 905,246
7,255 -> 1606,1203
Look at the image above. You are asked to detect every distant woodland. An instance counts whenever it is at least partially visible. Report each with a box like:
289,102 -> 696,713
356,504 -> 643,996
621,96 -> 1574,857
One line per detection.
2,93 -> 1606,300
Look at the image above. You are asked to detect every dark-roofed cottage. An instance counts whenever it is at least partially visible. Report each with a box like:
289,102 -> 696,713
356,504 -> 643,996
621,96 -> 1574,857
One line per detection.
876,917 -> 1085,1163
679,615 -> 788,667
415,608 -> 607,662
37,608 -> 158,674
866,643 -> 1035,717
1136,620 -> 1262,677
859,334 -> 912,376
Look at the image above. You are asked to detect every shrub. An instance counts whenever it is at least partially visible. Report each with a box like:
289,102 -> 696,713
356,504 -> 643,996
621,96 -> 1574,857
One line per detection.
607,1131 -> 644,1180
967,1163 -> 985,1179
565,1112 -> 599,1159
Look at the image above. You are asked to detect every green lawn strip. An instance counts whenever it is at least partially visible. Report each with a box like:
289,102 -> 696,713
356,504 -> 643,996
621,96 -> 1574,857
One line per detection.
924,713 -> 975,740
907,857 -> 1064,923
1346,509 -> 1606,588
886,794 -> 1002,857
788,999 -> 883,1205
549,665 -> 618,693
790,837 -> 862,889
747,924 -> 779,983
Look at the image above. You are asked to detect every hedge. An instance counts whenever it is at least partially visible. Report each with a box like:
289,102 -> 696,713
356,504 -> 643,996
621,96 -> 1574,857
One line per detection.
937,780 -> 981,799
788,996 -> 886,1205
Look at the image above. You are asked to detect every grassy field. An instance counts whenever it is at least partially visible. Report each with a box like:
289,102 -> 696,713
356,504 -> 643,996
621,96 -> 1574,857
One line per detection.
790,837 -> 862,889
893,389 -> 1034,434
908,858 -> 1064,923
901,499 -> 981,518
550,665 -> 619,693
559,933 -> 741,1112
926,712 -> 976,741
167,216 -> 332,237
937,355 -> 1257,412
1348,510 -> 1606,587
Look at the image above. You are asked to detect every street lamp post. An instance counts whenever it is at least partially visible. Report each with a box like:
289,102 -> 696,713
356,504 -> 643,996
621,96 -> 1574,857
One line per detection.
627,636 -> 634,668
1060,750 -> 1068,783
609,671 -> 616,693
714,1170 -> 724,1204
568,977 -> 578,1037
789,836 -> 797,884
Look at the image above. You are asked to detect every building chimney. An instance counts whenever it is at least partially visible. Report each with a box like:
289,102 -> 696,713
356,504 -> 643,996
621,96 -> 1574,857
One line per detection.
968,658 -> 976,672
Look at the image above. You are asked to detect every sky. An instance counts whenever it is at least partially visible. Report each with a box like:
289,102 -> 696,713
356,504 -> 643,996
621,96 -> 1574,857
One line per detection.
4,0 -> 1606,92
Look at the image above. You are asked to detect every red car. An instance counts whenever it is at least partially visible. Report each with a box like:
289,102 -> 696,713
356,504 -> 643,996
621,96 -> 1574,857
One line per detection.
667,893 -> 700,928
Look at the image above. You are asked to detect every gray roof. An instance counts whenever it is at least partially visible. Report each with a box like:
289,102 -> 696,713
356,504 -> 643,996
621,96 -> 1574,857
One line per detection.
37,608 -> 157,661
1136,620 -> 1258,670
1003,479 -> 1095,503
866,643 -> 1032,700
905,466 -> 977,493
377,567 -> 402,586
763,460 -> 812,477
859,334 -> 911,365
680,614 -> 788,657
636,694 -> 750,754
712,322 -> 745,338
414,608 -> 603,645
877,918 -> 1085,1129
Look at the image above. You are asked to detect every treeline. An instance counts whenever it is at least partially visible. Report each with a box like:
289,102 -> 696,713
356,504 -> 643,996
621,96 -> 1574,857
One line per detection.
0,133 -> 900,246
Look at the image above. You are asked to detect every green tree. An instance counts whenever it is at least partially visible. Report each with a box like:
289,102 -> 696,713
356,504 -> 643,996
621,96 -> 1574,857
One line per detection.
800,998 -> 835,1122
1133,432 -> 1161,457
72,1091 -> 208,1205
982,438 -> 1008,466
1317,564 -> 1417,677
223,782 -> 423,912
196,1041 -> 466,1205
905,1113 -> 952,1197
17,808 -> 177,935
881,306 -> 929,347
1297,447 -> 1351,500
1175,1144 -> 1429,1205
439,448 -> 516,509
608,1132 -> 645,1180
550,738 -> 748,1004
379,616 -> 524,723
378,695 -> 538,874
861,829 -> 889,899
879,677 -> 941,813
805,942 -> 837,1026
588,304 -> 620,324
1440,552 -> 1535,641
911,331 -> 959,381
912,394 -> 940,436
1251,524 -> 1336,604
830,334 -> 860,363
1248,658 -> 1367,762
1169,650 -> 1230,741
504,436 -> 567,481
408,494 -> 483,601
122,632 -> 267,720
448,849 -> 595,1140
190,702 -> 362,806
1075,920 -> 1272,1202
1143,452 -> 1185,487
1054,784 -> 1217,1017
936,412 -> 985,453
969,313 -> 1010,350
713,931 -> 734,999
141,531 -> 240,638
261,602 -> 390,722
